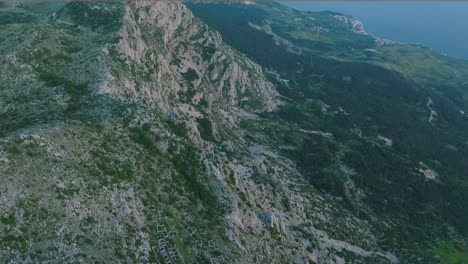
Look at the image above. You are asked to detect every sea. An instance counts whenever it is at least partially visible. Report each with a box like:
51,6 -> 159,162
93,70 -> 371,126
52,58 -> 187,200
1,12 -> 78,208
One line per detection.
281,1 -> 468,60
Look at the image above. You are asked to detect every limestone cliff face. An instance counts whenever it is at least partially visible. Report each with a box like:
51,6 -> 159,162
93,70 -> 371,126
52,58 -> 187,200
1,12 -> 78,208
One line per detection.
104,0 -> 279,142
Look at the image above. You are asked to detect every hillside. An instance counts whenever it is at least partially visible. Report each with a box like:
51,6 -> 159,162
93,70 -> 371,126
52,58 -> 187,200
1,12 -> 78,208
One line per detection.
0,1 -> 467,263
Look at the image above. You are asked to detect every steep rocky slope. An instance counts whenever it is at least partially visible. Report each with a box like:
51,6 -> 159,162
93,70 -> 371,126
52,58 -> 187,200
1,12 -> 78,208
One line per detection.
1,1 -> 467,264
0,1 -> 390,263
106,1 -> 279,143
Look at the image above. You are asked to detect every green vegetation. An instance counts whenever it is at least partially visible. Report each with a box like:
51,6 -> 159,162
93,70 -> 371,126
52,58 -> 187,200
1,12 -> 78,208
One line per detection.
196,117 -> 215,141
130,123 -> 161,154
434,241 -> 468,264
58,2 -> 124,32
188,2 -> 468,261
168,122 -> 188,137
181,67 -> 199,87
0,10 -> 36,25
171,144 -> 223,218
201,43 -> 216,60
1,214 -> 16,226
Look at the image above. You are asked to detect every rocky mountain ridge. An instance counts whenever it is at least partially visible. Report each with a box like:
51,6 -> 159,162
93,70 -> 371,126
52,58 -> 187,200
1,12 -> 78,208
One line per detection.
1,1 -> 467,263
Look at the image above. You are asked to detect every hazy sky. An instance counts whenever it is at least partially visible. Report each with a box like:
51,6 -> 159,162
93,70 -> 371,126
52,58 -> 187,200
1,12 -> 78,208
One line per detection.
281,2 -> 468,60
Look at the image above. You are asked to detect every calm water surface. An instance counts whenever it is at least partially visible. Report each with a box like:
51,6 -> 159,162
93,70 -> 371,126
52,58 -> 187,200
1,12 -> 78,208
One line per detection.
282,2 -> 468,60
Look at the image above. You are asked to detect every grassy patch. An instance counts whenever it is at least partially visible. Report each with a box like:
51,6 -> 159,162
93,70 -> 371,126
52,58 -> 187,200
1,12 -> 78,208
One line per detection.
130,123 -> 161,154
168,122 -> 188,137
434,241 -> 468,264
171,144 -> 223,218
0,214 -> 16,226
196,117 -> 215,141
